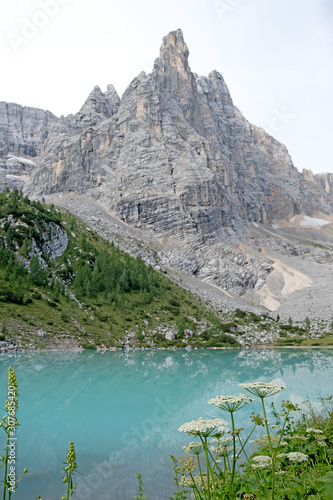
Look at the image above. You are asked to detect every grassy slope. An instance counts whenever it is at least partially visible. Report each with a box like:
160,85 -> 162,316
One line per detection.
1,190 -> 332,350
0,191 -> 236,349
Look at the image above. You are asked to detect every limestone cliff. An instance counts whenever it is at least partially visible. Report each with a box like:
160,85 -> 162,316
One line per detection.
2,30 -> 333,301
0,102 -> 57,158
0,102 -> 57,191
25,30 -> 333,241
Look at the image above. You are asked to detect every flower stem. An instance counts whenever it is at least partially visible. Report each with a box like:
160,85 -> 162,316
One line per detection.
196,454 -> 205,495
230,411 -> 236,500
276,409 -> 290,449
66,472 -> 71,500
205,437 -> 217,494
261,397 -> 275,500
203,438 -> 211,499
189,472 -> 202,500
207,444 -> 222,475
236,423 -> 257,460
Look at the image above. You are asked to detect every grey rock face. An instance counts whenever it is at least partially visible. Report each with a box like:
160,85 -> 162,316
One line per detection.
23,83 -> 121,195
0,155 -> 36,192
25,29 -> 333,239
78,85 -> 120,126
2,29 -> 333,300
0,102 -> 57,159
0,102 -> 57,191
41,222 -> 68,259
3,213 -> 68,263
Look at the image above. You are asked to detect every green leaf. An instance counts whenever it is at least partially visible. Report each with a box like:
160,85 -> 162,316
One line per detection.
318,471 -> 333,497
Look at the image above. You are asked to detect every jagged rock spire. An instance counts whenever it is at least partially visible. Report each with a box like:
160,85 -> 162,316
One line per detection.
105,84 -> 120,116
159,29 -> 189,64
153,29 -> 193,92
22,28 -> 333,237
78,86 -> 112,123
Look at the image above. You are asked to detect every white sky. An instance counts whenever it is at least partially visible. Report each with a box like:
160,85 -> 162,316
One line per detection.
1,0 -> 332,174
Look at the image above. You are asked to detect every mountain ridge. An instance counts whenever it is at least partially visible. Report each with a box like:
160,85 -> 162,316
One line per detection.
1,29 -> 333,318
23,30 -> 333,227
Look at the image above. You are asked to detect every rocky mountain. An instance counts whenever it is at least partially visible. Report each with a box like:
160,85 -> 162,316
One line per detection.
1,29 -> 333,321
0,102 -> 57,191
24,30 -> 333,230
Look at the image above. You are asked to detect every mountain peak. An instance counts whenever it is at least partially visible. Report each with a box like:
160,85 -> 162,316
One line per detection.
153,29 -> 192,91
159,29 -> 189,60
78,84 -> 119,125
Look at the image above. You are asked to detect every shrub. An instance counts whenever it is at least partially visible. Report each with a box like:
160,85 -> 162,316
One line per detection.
81,343 -> 97,350
235,308 -> 247,318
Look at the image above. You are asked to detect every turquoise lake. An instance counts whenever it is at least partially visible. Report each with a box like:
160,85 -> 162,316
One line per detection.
0,348 -> 333,500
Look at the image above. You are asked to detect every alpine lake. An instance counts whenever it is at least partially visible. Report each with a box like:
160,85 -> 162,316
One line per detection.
1,347 -> 333,500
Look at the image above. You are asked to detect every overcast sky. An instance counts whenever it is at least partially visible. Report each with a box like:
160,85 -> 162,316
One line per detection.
1,0 -> 332,174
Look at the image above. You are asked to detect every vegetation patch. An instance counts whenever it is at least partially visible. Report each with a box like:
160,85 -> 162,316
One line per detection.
0,191 -> 241,349
1,190 -> 331,350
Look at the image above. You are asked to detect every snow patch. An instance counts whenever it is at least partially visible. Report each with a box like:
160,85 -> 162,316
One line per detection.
300,216 -> 330,227
289,215 -> 330,227
7,154 -> 35,166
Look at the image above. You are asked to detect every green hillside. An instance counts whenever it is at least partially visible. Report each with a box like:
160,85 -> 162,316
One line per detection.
0,190 -> 240,349
2,190 -> 331,350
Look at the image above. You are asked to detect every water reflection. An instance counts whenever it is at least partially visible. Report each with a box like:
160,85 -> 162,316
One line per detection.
0,348 -> 332,499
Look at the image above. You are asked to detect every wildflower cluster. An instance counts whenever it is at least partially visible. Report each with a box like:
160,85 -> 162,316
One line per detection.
208,394 -> 254,412
178,417 -> 228,437
251,455 -> 272,469
62,442 -> 78,500
64,442 -> 76,473
170,381 -> 333,500
306,427 -> 323,434
239,382 -> 286,398
179,455 -> 197,474
182,441 -> 204,455
285,452 -> 309,463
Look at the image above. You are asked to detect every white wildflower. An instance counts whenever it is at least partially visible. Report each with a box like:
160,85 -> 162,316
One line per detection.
180,476 -> 199,488
306,428 -> 323,434
220,436 -> 233,445
239,382 -> 286,398
254,435 -> 287,447
286,434 -> 308,441
183,441 -> 204,455
208,394 -> 254,412
286,452 -> 308,463
209,436 -> 233,455
251,455 -> 272,469
211,435 -> 233,446
178,417 -> 228,437
180,455 -> 197,474
180,474 -> 207,489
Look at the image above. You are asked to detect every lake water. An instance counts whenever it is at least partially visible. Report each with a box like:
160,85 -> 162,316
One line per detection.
0,348 -> 333,500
